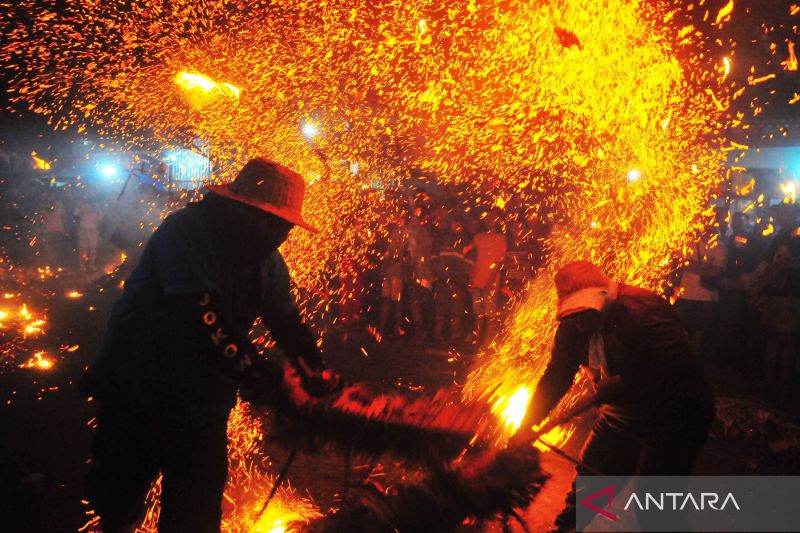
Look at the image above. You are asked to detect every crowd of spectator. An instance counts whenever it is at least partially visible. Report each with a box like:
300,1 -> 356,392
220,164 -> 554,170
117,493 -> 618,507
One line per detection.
329,191 -> 550,350
324,191 -> 800,395
674,202 -> 800,396
5,150 -> 799,392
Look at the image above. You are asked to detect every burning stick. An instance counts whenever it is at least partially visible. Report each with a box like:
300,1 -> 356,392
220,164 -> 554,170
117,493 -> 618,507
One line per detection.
510,387 -> 611,475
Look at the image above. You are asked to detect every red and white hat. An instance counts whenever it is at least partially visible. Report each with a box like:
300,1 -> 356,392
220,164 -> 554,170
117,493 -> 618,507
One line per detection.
207,157 -> 317,232
554,260 -> 615,319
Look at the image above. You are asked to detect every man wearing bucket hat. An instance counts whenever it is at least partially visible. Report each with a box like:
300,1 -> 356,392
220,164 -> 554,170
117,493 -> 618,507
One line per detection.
514,260 -> 715,532
81,157 -> 341,532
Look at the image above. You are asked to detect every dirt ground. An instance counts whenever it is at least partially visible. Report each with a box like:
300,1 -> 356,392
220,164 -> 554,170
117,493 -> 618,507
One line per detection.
1,278 -> 798,532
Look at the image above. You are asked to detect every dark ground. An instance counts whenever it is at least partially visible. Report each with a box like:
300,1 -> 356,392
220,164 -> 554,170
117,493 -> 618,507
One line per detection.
1,276 -> 799,533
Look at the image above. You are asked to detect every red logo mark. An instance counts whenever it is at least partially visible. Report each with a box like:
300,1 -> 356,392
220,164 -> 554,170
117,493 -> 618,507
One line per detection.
580,483 -> 618,521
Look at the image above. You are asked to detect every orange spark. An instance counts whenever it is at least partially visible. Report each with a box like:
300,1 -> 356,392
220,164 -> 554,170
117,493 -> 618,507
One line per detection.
20,351 -> 55,371
781,181 -> 797,202
715,0 -> 734,25
749,73 -> 776,85
31,151 -> 51,170
783,41 -> 798,71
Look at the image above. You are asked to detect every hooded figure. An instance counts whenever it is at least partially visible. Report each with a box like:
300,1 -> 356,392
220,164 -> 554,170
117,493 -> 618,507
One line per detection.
516,260 -> 715,533
82,158 -> 341,533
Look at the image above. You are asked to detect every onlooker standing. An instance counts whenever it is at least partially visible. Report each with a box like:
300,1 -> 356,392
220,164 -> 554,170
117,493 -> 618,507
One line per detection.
75,194 -> 103,272
752,205 -> 800,392
378,218 -> 408,337
719,212 -> 763,366
432,214 -> 472,348
406,206 -> 434,343
753,242 -> 800,391
466,209 -> 507,344
40,190 -> 67,267
502,218 -> 534,303
675,235 -> 727,359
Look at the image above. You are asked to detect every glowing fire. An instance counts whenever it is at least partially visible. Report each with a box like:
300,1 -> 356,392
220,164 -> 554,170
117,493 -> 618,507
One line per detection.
0,303 -> 47,338
780,181 -> 797,202
3,0 -> 747,525
492,386 -> 531,434
99,400 -> 321,533
31,151 -> 51,170
19,351 -> 55,370
67,290 -> 83,298
174,71 -> 241,108
784,41 -> 798,72
715,0 -> 734,25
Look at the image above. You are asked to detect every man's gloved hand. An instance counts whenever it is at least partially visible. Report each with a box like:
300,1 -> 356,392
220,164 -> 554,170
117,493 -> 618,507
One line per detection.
277,366 -> 313,411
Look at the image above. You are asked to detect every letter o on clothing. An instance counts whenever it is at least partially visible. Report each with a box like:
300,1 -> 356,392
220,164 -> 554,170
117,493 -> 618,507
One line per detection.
224,344 -> 238,358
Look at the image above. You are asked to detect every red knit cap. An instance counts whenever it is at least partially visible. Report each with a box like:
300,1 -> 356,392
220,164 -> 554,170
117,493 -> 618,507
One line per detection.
554,260 -> 610,299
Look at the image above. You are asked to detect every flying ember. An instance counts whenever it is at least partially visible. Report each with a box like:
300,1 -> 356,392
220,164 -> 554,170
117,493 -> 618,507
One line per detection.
2,0 -> 796,531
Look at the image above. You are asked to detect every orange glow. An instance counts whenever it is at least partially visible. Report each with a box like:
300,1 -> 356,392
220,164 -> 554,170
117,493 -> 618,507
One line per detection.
715,0 -> 734,25
491,386 -> 531,434
781,181 -> 797,202
174,71 -> 241,108
67,290 -> 83,298
749,73 -> 777,85
534,425 -> 577,453
4,0 -> 737,519
20,351 -> 55,370
131,400 -> 319,532
31,151 -> 51,170
784,42 -> 798,71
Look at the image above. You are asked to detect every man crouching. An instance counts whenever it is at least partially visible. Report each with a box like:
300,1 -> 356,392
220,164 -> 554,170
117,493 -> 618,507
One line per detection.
514,260 -> 715,532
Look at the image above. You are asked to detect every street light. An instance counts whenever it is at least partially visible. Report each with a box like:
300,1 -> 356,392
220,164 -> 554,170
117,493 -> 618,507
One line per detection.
302,121 -> 319,140
627,168 -> 642,183
99,163 -> 120,179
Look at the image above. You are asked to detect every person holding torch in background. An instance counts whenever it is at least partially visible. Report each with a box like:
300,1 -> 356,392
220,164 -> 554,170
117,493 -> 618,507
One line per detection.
81,157 -> 341,533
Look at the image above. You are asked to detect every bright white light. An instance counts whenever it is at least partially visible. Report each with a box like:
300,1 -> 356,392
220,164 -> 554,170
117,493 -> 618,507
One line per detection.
99,164 -> 119,179
781,181 -> 797,202
627,168 -> 642,183
302,121 -> 319,139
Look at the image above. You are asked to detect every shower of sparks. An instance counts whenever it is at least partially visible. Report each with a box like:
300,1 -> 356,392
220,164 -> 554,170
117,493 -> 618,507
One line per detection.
80,400 -> 320,532
3,0 -> 789,525
0,292 -> 59,378
1,0 -> 733,294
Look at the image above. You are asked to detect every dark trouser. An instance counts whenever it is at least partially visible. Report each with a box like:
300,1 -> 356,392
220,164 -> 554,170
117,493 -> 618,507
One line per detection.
675,299 -> 717,360
555,410 -> 712,532
433,281 -> 468,343
86,401 -> 229,533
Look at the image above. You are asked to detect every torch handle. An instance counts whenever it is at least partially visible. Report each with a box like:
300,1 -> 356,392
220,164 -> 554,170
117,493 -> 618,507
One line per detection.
534,389 -> 601,437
